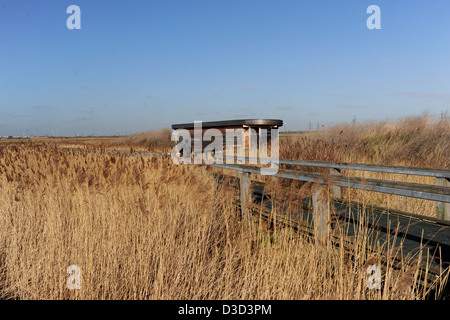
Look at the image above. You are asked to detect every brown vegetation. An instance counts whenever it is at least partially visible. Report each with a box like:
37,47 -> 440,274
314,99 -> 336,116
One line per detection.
281,114 -> 449,168
0,144 -> 446,299
111,129 -> 173,152
280,115 -> 450,217
0,115 -> 448,299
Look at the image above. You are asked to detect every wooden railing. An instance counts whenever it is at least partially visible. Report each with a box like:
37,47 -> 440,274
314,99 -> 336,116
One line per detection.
212,155 -> 450,222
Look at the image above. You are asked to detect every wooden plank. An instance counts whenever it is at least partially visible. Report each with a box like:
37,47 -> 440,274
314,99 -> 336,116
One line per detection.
437,178 -> 450,221
246,179 -> 450,276
221,156 -> 450,178
329,168 -> 342,200
213,163 -> 450,203
279,159 -> 450,178
312,184 -> 329,243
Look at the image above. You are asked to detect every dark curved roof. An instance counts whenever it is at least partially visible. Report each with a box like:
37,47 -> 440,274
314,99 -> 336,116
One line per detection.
171,119 -> 283,130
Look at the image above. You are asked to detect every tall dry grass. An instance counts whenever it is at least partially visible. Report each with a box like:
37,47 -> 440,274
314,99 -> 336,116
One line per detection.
282,114 -> 449,166
280,114 -> 450,217
111,129 -> 173,152
0,144 -> 446,299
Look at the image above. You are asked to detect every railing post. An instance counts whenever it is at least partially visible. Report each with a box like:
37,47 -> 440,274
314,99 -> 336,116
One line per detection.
436,178 -> 450,221
312,184 -> 330,243
329,168 -> 342,200
238,171 -> 251,221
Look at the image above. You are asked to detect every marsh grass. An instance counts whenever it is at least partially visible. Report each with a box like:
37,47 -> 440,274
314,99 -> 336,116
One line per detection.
111,129 -> 173,152
280,115 -> 450,217
0,144 -> 447,299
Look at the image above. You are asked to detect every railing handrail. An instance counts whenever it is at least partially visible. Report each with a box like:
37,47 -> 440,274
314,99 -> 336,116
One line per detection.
213,163 -> 450,203
217,155 -> 450,178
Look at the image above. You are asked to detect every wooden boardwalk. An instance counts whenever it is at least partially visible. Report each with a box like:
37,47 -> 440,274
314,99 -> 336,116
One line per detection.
217,174 -> 450,279
258,184 -> 450,273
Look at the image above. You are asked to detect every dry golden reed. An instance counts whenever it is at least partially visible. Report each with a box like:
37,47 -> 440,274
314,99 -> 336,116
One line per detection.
0,143 -> 448,300
280,114 -> 450,217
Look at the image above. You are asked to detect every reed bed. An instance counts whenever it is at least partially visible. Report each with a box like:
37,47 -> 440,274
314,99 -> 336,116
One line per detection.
280,115 -> 450,217
0,144 -> 447,299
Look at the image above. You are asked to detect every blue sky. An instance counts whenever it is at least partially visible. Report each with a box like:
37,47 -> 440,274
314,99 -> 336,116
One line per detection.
1,0 -> 449,136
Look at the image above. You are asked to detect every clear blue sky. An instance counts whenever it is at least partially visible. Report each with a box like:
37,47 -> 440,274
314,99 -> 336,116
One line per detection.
1,0 -> 449,136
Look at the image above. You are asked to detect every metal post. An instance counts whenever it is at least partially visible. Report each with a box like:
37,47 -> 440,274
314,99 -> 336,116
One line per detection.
329,168 -> 342,200
436,178 -> 450,221
312,184 -> 330,243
